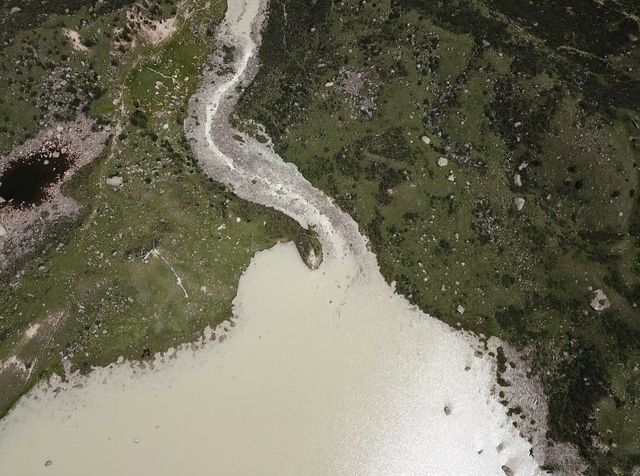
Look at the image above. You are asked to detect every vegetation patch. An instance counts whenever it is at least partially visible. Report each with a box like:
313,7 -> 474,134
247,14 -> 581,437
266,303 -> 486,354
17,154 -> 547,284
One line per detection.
0,0 -> 302,419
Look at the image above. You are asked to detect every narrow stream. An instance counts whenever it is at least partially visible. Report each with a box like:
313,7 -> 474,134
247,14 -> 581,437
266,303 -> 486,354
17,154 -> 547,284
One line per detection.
0,0 -> 545,474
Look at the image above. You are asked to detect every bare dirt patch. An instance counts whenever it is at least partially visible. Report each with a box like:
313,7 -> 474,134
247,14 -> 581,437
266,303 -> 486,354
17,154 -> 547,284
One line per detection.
112,10 -> 178,56
0,311 -> 66,411
141,17 -> 177,46
62,28 -> 88,53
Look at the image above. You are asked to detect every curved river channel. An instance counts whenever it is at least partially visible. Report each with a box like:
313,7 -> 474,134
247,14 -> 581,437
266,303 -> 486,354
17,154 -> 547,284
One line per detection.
0,0 -> 546,474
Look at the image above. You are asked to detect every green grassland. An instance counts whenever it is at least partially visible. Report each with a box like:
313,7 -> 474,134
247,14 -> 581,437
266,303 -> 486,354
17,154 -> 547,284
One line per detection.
0,0 -> 301,418
237,0 -> 640,472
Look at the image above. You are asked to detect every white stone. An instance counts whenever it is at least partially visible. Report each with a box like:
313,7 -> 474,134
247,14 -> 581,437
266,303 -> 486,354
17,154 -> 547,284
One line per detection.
590,289 -> 610,311
324,81 -> 334,87
10,7 -> 21,14
0,225 -> 6,237
106,176 -> 123,187
421,135 -> 431,145
514,197 -> 525,211
447,172 -> 455,182
513,173 -> 522,187
456,305 -> 465,315
437,157 -> 448,167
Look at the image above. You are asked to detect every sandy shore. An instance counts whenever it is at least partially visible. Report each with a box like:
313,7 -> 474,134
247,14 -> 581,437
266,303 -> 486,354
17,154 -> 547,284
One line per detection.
0,240 -> 544,475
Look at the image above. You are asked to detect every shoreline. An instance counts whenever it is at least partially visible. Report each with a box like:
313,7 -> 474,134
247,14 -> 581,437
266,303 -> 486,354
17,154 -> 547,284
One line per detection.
183,0 -> 568,471
0,0 -> 583,473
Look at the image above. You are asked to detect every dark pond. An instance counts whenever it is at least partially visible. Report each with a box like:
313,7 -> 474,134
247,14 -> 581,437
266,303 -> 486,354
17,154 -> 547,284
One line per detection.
0,150 -> 72,208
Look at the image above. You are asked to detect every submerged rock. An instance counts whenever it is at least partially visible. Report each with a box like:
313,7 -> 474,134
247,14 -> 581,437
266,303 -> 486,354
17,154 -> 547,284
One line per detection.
502,465 -> 514,476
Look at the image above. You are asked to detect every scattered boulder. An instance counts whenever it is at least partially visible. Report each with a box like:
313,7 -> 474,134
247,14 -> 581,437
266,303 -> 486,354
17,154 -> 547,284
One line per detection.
513,173 -> 522,187
0,225 -> 7,237
514,197 -> 525,211
106,176 -> 123,188
10,6 -> 21,14
456,304 -> 465,315
421,135 -> 431,145
590,289 -> 610,311
437,157 -> 448,167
